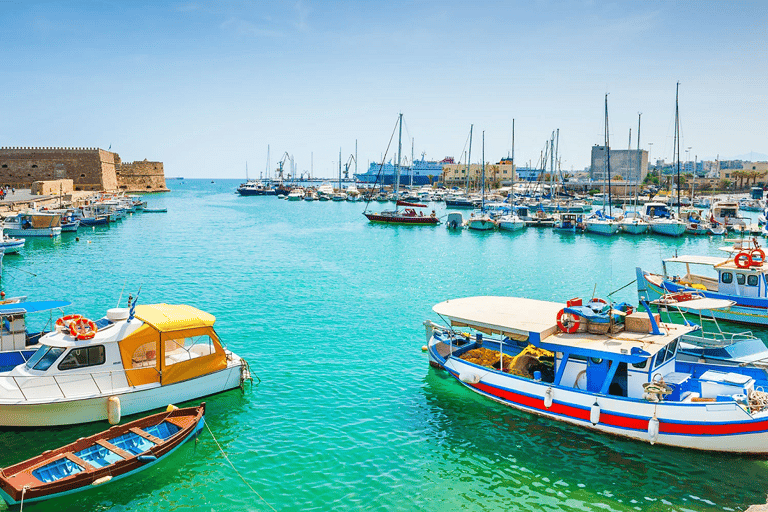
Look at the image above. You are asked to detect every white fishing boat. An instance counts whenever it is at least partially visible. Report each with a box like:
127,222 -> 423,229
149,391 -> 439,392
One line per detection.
643,203 -> 687,237
0,302 -> 250,427
0,229 -> 24,254
584,212 -> 620,236
286,188 -> 305,201
711,200 -> 747,230
425,294 -> 768,453
2,212 -> 62,238
465,131 -> 495,232
496,212 -> 526,232
619,211 -> 649,235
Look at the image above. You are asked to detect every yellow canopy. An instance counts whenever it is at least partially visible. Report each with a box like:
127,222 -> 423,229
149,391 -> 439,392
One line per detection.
120,304 -> 226,387
134,304 -> 215,332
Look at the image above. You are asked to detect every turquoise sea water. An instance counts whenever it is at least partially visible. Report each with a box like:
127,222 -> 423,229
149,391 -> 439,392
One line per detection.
1,179 -> 767,511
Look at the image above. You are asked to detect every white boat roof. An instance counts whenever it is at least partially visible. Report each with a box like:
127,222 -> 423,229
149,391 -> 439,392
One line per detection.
433,296 -> 697,357
433,296 -> 563,338
654,297 -> 736,311
663,255 -> 728,266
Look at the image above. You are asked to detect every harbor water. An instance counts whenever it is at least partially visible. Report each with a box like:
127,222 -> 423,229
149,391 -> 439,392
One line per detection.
2,179 -> 767,511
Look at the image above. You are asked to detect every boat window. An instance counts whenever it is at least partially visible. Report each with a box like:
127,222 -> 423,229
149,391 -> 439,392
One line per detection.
131,341 -> 157,368
27,346 -> 65,371
164,335 -> 217,367
58,345 -> 106,371
630,359 -> 648,369
590,357 -> 603,365
567,353 -> 587,362
655,346 -> 669,368
721,272 -> 733,284
737,274 -> 746,285
748,275 -> 759,286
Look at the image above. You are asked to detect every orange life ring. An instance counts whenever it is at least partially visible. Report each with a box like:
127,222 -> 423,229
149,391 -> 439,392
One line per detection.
556,309 -> 580,334
69,317 -> 97,340
590,298 -> 607,304
56,314 -> 82,327
751,249 -> 766,265
735,252 -> 752,269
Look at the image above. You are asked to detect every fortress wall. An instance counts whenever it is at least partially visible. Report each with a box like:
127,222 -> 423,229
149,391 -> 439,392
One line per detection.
0,147 -> 167,192
117,160 -> 167,191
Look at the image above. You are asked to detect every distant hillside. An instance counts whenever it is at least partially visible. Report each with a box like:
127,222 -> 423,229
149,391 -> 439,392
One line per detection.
733,152 -> 768,162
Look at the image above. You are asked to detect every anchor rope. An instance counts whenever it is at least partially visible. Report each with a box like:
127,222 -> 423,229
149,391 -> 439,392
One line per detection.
204,420 -> 276,511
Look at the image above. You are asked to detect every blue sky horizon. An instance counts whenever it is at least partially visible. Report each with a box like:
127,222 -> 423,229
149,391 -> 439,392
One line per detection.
1,0 -> 766,179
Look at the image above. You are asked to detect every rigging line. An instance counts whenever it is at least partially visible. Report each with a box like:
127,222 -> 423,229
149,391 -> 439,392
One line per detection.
204,420 -> 277,512
608,279 -> 637,297
363,116 -> 401,213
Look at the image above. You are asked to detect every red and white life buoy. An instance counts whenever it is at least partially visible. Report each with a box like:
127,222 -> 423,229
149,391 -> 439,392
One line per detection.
70,317 -> 98,340
735,252 -> 752,269
557,309 -> 580,334
589,297 -> 607,305
751,249 -> 766,266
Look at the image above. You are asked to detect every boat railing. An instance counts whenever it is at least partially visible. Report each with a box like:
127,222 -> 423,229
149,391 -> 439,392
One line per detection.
4,367 -> 159,401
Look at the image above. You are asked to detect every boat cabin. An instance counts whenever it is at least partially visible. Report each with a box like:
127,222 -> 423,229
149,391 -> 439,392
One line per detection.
429,296 -> 755,402
711,201 -> 746,226
660,254 -> 768,298
643,202 -> 673,219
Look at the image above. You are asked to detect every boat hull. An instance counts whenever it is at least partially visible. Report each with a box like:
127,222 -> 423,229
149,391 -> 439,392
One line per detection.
497,220 -> 526,231
0,364 -> 242,427
649,221 -> 687,237
619,222 -> 649,234
466,219 -> 495,231
3,227 -> 61,238
363,213 -> 439,225
584,221 -> 619,236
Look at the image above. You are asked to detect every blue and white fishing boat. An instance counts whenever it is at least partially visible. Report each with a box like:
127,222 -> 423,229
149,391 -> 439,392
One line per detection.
0,229 -> 24,254
2,211 -> 62,238
637,239 -> 768,326
553,213 -> 584,232
425,295 -> 768,453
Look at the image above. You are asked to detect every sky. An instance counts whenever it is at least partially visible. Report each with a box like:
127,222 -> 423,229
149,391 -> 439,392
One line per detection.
1,0 -> 766,179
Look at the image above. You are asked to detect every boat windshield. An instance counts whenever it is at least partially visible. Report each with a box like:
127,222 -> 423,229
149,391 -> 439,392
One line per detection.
25,345 -> 66,371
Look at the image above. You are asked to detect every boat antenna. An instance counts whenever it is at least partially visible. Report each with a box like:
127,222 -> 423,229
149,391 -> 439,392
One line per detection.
116,278 -> 127,308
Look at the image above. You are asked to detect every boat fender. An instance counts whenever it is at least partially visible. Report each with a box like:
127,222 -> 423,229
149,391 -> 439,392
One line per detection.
544,387 -> 554,409
92,475 -> 113,486
137,455 -> 158,463
107,396 -> 121,425
648,413 -> 660,444
590,402 -> 600,425
166,404 -> 179,413
459,372 -> 481,384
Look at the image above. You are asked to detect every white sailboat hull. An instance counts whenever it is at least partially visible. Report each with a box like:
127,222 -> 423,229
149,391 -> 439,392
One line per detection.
584,220 -> 619,236
619,220 -> 649,234
649,220 -> 687,237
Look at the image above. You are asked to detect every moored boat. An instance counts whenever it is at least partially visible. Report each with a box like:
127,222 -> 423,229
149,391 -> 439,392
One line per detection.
0,302 -> 250,427
636,239 -> 768,326
0,403 -> 205,505
425,295 -> 768,453
2,212 -> 62,238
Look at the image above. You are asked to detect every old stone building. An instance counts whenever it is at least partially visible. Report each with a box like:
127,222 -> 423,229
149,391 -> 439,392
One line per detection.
0,147 -> 167,192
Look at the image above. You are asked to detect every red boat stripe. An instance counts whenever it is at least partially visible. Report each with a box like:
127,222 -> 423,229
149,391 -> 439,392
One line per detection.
467,377 -> 768,437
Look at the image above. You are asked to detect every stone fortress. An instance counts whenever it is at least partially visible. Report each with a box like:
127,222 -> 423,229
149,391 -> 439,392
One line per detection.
0,147 -> 168,193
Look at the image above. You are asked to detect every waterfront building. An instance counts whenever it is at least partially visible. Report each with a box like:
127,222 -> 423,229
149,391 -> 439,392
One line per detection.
590,146 -> 649,182
442,158 -> 516,188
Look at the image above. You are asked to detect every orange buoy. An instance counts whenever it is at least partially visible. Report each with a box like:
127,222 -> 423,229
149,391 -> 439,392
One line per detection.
556,309 -> 580,334
735,252 -> 752,269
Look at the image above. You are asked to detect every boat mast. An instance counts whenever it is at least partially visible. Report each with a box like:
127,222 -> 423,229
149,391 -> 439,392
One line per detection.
266,144 -> 270,180
339,147 -> 342,191
605,93 -> 612,217
636,112 -> 641,209
675,81 -> 681,216
395,113 -> 403,198
410,137 -> 414,189
245,161 -> 248,181
482,131 -> 485,211
511,119 -> 515,201
466,125 -> 473,193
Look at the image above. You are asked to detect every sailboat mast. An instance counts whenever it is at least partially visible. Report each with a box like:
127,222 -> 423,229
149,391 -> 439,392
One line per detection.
636,113 -> 641,207
466,125 -> 473,193
482,131 -> 485,209
338,147 -> 342,191
675,81 -> 681,215
605,93 -> 612,217
395,113 -> 403,197
246,161 -> 248,181
410,138 -> 414,189
511,119 -> 515,199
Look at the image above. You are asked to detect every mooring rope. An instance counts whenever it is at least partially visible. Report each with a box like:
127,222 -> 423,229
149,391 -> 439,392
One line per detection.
608,279 -> 636,297
204,421 -> 276,511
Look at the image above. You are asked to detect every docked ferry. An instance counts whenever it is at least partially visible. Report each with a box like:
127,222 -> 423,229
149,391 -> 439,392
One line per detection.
355,156 -> 452,186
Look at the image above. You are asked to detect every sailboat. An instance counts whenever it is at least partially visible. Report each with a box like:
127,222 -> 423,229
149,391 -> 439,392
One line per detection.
584,95 -> 620,236
363,114 -> 439,225
466,131 -> 495,231
645,83 -> 687,237
620,114 -> 650,234
496,119 -> 527,232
